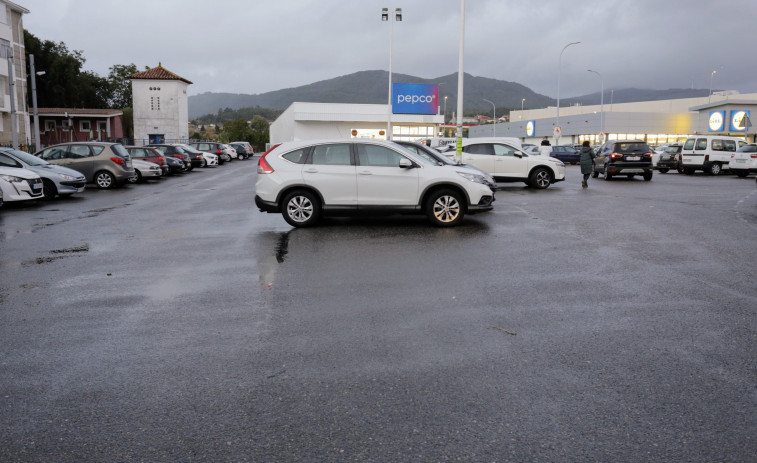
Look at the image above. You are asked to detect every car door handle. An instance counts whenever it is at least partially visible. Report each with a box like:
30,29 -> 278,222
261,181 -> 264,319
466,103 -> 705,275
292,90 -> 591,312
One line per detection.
358,171 -> 373,175
304,168 -> 319,173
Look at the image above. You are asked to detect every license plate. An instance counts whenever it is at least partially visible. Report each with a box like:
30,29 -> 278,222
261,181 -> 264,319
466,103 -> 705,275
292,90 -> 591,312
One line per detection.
33,183 -> 42,190
626,156 -> 640,161
623,169 -> 644,173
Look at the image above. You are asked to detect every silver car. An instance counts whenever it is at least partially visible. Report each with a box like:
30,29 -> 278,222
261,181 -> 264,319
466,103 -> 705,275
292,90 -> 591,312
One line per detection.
0,148 -> 86,199
35,142 -> 135,189
128,159 -> 163,183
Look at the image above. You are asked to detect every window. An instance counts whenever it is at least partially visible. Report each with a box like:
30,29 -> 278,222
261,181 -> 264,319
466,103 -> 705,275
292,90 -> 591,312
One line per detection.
282,148 -> 308,164
311,144 -> 351,165
98,121 -> 107,132
151,97 -> 161,110
465,143 -> 493,155
68,145 -> 91,159
0,153 -> 21,167
91,146 -> 105,155
44,120 -> 55,132
356,144 -> 404,167
80,121 -> 91,132
493,144 -> 518,156
39,147 -> 66,160
712,140 -> 723,151
694,139 -> 707,150
723,140 -> 736,152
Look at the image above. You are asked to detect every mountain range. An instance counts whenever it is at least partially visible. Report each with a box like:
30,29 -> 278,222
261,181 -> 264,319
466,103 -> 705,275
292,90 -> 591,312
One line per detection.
188,70 -> 712,120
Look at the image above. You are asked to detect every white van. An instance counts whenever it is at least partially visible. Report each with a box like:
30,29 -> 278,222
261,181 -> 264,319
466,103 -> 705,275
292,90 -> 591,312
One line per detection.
680,135 -> 747,175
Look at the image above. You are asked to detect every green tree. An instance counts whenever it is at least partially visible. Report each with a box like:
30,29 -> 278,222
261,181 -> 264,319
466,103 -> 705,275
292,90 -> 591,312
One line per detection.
220,119 -> 251,142
107,63 -> 138,109
24,30 -> 109,108
249,115 -> 270,151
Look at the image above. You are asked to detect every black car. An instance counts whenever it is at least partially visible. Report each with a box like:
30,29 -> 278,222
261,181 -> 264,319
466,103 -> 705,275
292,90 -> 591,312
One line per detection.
147,144 -> 194,171
592,140 -> 654,181
656,144 -> 683,174
229,143 -> 250,160
162,154 -> 186,175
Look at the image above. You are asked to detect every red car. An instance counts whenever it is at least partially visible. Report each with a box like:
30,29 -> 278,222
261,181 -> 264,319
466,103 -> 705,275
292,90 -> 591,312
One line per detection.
125,146 -> 169,176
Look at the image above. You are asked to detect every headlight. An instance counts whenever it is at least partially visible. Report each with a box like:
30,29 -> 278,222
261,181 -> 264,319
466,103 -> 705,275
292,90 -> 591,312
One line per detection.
58,173 -> 77,181
457,171 -> 487,184
0,174 -> 24,183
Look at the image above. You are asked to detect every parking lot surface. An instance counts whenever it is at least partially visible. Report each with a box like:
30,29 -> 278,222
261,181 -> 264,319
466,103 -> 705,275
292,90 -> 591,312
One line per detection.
1,163 -> 756,462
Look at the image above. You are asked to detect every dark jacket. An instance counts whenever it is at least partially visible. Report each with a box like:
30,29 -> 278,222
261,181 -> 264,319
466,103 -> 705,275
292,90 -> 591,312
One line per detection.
579,146 -> 595,174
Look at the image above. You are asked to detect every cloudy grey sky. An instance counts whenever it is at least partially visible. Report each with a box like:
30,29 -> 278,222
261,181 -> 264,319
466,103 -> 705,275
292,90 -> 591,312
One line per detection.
20,0 -> 757,101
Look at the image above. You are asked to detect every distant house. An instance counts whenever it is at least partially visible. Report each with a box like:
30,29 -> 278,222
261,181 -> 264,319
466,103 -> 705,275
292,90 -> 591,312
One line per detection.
37,108 -> 124,147
129,63 -> 192,144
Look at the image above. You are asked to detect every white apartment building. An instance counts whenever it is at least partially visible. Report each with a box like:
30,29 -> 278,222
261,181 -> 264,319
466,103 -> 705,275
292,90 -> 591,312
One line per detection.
0,0 -> 29,147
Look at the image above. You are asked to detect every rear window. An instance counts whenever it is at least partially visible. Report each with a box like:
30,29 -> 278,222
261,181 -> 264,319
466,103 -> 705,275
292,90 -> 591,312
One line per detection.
737,144 -> 757,152
614,142 -> 650,153
111,144 -> 129,158
282,148 -> 308,164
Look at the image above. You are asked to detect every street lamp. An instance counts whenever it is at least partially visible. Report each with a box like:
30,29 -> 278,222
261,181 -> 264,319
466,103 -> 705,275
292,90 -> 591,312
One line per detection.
482,98 -> 495,137
443,95 -> 448,124
521,97 -> 525,119
587,69 -> 604,137
556,41 -> 580,134
382,7 -> 402,140
708,69 -> 716,103
30,54 -> 45,151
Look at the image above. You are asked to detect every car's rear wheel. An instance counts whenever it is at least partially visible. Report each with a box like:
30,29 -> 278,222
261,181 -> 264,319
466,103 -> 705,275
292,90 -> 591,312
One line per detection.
42,178 -> 57,200
128,170 -> 141,183
708,163 -> 722,175
95,170 -> 116,189
282,190 -> 320,227
529,168 -> 552,189
200,158 -> 207,168
658,168 -> 669,173
643,172 -> 653,181
603,165 -> 612,180
425,189 -> 464,227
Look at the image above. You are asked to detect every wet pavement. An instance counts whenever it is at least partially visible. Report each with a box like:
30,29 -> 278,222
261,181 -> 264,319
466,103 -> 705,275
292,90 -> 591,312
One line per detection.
1,162 -> 756,462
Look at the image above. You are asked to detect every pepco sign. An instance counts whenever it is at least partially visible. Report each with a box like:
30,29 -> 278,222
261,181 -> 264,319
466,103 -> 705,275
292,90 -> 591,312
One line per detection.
392,83 -> 438,115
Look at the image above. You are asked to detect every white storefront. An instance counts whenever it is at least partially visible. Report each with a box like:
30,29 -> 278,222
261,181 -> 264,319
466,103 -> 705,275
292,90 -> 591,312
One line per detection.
270,102 -> 443,145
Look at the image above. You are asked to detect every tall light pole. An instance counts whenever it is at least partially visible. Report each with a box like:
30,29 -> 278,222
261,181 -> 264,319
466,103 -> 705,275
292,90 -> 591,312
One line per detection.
556,41 -> 580,134
382,7 -> 402,140
521,98 -> 525,119
443,95 -> 448,124
708,69 -> 716,103
30,55 -> 44,152
587,69 -> 604,137
455,0 -> 465,162
482,98 -> 495,137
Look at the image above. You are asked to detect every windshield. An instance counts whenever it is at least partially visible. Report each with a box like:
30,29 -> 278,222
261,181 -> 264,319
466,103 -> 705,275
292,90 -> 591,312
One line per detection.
393,145 -> 435,167
5,149 -> 48,166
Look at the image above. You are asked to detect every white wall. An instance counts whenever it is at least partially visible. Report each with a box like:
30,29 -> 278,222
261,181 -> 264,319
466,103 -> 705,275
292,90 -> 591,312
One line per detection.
132,78 -> 189,141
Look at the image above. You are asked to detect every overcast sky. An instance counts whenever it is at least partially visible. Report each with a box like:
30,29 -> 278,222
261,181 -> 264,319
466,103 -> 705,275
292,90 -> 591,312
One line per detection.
20,0 -> 757,102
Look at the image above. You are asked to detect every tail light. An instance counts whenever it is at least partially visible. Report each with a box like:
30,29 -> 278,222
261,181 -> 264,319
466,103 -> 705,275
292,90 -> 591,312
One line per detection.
644,152 -> 652,158
216,148 -> 223,154
751,154 -> 757,159
110,157 -> 125,165
258,144 -> 280,174
610,153 -> 622,159
704,155 -> 710,162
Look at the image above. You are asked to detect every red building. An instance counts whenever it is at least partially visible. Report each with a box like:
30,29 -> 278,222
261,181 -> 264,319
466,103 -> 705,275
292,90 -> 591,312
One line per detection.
35,108 -> 124,148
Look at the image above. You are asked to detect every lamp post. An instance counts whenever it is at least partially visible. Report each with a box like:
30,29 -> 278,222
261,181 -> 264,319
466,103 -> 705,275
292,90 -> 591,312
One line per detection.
556,41 -> 580,134
521,98 -> 525,119
708,69 -> 716,103
455,0 -> 465,163
587,69 -> 604,136
30,55 -> 45,152
443,95 -> 448,124
482,98 -> 495,137
382,7 -> 402,140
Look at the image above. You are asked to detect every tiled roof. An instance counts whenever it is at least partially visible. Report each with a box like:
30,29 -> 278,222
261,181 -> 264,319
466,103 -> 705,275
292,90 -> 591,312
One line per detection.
129,64 -> 193,84
38,108 -> 124,116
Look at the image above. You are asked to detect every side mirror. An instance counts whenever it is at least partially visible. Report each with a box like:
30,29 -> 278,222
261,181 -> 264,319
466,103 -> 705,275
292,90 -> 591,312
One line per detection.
399,158 -> 415,168
515,152 -> 523,158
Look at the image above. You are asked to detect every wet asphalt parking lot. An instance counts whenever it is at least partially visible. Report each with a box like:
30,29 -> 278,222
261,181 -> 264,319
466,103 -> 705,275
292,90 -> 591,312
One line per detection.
1,159 -> 756,462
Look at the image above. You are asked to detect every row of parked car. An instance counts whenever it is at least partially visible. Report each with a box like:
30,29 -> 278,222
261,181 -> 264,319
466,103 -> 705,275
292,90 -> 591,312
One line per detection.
0,141 -> 255,207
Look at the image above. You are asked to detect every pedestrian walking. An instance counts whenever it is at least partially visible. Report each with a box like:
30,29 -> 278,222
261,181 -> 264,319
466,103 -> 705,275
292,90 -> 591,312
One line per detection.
538,137 -> 551,157
579,140 -> 595,188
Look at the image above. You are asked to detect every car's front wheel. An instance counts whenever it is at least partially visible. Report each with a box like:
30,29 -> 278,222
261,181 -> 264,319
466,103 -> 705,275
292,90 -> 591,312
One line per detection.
128,170 -> 141,183
42,179 -> 57,200
643,172 -> 653,181
95,170 -> 116,189
282,190 -> 320,227
425,189 -> 464,227
529,168 -> 552,189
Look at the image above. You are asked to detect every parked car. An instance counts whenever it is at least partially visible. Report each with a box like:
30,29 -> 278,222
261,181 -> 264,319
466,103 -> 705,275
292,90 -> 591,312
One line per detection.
680,135 -> 747,175
0,148 -> 86,199
124,146 -> 169,176
221,144 -> 239,160
35,142 -> 135,189
147,144 -> 194,171
592,140 -> 654,181
729,143 -> 757,177
656,144 -> 683,173
176,144 -> 218,167
128,159 -> 163,183
450,137 -> 566,189
393,140 -> 496,189
161,152 -> 186,175
230,141 -> 254,159
0,165 -> 44,202
549,145 -> 580,164
189,142 -> 230,163
255,139 -> 496,227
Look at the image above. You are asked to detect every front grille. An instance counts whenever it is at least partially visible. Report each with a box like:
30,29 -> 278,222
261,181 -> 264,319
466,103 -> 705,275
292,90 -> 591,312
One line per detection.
27,178 -> 43,196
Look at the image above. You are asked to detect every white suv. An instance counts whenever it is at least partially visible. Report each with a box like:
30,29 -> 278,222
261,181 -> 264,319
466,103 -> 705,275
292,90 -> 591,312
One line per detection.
448,137 -> 566,189
255,139 -> 496,227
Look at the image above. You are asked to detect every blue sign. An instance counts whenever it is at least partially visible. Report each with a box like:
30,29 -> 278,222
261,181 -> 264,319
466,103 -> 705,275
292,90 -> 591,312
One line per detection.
526,120 -> 535,137
708,111 -> 725,132
392,83 -> 438,115
729,110 -> 750,132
